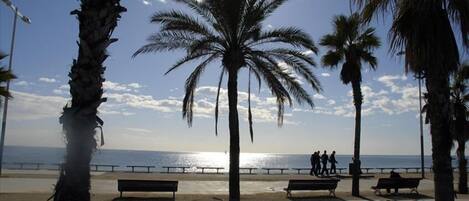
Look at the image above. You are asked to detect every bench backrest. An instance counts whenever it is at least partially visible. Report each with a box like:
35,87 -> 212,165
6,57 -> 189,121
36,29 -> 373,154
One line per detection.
287,179 -> 339,190
118,180 -> 178,192
398,178 -> 420,188
376,178 -> 420,189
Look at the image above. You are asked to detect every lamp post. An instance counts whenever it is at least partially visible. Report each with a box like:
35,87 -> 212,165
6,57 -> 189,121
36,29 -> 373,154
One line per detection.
397,51 -> 425,179
0,0 -> 31,176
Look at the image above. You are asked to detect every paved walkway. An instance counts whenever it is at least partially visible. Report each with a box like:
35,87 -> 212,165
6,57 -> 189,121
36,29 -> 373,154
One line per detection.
0,177 -> 435,194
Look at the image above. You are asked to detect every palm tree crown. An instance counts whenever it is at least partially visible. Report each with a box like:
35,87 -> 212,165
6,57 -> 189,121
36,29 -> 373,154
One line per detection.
320,13 -> 380,85
451,63 -> 469,140
354,0 -> 469,75
134,0 -> 321,140
0,52 -> 16,99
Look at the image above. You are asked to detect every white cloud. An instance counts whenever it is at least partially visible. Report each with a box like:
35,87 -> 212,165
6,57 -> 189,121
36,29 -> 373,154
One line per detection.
103,81 -> 142,92
142,0 -> 166,5
38,77 -> 57,83
142,0 -> 152,5
266,24 -> 274,29
294,74 -> 422,118
128,83 -> 142,89
301,50 -> 314,56
376,74 -> 407,93
125,127 -> 153,133
9,91 -> 68,120
321,73 -> 331,77
14,81 -> 30,86
313,94 -> 326,100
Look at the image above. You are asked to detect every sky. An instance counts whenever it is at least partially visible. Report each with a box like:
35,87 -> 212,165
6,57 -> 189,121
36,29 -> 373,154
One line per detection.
0,0 -> 466,155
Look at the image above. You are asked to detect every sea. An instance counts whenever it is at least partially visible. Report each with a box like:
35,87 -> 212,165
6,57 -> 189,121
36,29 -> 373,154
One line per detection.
1,146 -> 452,173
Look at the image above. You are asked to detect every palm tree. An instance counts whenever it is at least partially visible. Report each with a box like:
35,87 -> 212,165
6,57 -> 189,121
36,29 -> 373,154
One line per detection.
450,62 -> 469,194
319,13 -> 380,196
50,1 -> 126,201
134,0 -> 321,200
0,52 -> 16,99
354,0 -> 469,200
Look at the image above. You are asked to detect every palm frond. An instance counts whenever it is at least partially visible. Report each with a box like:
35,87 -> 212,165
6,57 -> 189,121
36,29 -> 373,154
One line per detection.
214,68 -> 224,136
250,27 -> 318,52
247,68 -> 254,143
182,54 -> 218,126
448,0 -> 469,47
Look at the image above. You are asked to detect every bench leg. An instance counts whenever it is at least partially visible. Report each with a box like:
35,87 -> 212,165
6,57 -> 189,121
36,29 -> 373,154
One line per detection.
120,191 -> 122,198
286,190 -> 291,198
173,191 -> 175,200
374,189 -> 381,196
329,189 -> 336,197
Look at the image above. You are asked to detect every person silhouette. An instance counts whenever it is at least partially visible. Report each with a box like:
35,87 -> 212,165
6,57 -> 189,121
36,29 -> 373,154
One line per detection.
387,170 -> 401,194
329,151 -> 338,174
315,151 -> 321,176
321,150 -> 329,176
310,150 -> 316,176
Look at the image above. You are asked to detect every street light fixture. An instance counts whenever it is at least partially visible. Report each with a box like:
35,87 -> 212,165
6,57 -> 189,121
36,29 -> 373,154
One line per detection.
397,51 -> 425,179
0,0 -> 31,176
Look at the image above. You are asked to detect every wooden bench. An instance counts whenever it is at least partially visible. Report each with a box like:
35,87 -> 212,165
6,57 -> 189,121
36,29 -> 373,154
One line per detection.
402,167 -> 421,173
162,166 -> 191,173
361,167 -> 375,174
196,167 -> 224,174
127,165 -> 155,173
337,168 -> 346,174
90,164 -> 119,172
292,168 -> 311,175
13,162 -> 44,170
284,179 -> 340,197
118,179 -> 178,199
240,167 -> 257,174
371,178 -> 421,195
263,168 -> 289,175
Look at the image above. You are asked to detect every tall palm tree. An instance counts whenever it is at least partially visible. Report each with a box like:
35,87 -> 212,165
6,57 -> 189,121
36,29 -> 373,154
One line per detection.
134,0 -> 321,200
50,1 -> 126,201
319,13 -> 380,196
450,62 -> 469,194
0,52 -> 16,99
354,0 -> 469,200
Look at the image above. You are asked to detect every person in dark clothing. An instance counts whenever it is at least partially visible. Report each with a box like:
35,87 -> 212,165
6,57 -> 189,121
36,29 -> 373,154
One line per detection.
329,151 -> 338,174
321,150 -> 329,176
310,151 -> 316,175
387,170 -> 401,194
315,151 -> 321,176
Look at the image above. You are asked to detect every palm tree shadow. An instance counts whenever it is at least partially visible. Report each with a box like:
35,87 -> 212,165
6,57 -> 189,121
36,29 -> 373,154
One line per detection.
378,193 -> 433,200
288,196 -> 346,201
112,197 -> 174,201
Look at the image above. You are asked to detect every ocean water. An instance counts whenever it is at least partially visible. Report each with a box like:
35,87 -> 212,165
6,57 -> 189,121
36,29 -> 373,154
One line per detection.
2,146 -> 449,173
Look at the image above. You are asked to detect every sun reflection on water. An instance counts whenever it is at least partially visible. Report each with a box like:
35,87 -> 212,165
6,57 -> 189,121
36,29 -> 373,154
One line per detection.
193,152 -> 271,172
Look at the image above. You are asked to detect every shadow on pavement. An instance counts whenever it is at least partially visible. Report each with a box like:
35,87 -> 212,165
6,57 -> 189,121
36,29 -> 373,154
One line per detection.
112,197 -> 174,201
378,193 -> 433,200
288,195 -> 346,201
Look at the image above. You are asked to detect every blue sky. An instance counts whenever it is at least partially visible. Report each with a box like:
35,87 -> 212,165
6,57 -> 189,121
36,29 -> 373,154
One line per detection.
2,0 -> 463,155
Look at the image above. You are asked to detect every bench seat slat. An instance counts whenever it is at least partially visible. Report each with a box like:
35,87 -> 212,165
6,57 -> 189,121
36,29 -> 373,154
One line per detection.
285,179 -> 339,197
118,179 -> 178,197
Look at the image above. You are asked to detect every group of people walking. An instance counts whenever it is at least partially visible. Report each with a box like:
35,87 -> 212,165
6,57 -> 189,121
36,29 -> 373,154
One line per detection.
310,150 -> 337,176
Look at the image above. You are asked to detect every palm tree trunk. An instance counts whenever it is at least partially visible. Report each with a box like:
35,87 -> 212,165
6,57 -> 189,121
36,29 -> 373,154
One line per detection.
351,80 -> 362,197
51,1 -> 125,201
457,140 -> 467,194
227,70 -> 240,201
426,72 -> 455,201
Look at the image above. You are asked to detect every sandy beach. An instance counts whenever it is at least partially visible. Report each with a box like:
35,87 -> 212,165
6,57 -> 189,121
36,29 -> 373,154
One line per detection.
1,170 -> 469,201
